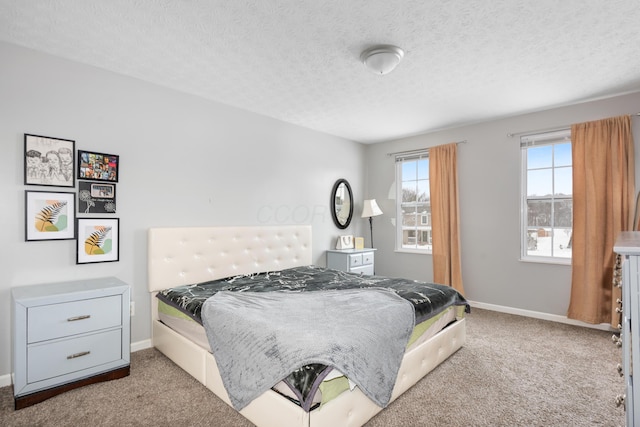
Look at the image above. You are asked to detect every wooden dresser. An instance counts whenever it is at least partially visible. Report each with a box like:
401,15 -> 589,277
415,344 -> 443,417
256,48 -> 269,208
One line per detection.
12,277 -> 130,409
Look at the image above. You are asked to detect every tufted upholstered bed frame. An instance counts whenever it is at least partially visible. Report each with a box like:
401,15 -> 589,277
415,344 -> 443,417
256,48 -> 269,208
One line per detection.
148,225 -> 466,427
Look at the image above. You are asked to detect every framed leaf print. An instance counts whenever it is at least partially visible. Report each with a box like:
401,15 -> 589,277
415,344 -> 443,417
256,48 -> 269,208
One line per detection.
25,191 -> 76,241
76,218 -> 120,264
24,134 -> 75,187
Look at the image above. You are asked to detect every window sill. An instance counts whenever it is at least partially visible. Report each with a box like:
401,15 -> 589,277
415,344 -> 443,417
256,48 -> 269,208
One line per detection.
395,248 -> 432,255
519,256 -> 571,266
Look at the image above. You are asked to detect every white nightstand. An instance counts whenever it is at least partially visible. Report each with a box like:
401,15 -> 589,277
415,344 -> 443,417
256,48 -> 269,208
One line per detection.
326,248 -> 376,275
12,277 -> 130,409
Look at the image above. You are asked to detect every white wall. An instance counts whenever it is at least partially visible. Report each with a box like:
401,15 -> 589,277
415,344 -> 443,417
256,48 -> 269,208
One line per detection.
365,91 -> 640,318
3,39 -> 639,382
0,42 -> 367,379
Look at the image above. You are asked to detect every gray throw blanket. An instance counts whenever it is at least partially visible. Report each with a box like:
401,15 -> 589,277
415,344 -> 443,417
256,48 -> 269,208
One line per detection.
201,288 -> 415,410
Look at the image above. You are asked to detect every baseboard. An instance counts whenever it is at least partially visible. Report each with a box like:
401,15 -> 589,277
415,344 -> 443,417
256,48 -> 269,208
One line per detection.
0,339 -> 154,389
131,339 -> 153,353
468,300 -> 614,331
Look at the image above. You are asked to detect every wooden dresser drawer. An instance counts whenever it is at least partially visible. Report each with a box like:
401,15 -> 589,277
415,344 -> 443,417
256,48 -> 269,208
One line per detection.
27,329 -> 123,383
28,295 -> 122,343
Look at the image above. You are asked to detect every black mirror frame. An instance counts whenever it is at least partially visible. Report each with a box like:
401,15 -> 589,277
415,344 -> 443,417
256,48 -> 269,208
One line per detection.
331,179 -> 353,229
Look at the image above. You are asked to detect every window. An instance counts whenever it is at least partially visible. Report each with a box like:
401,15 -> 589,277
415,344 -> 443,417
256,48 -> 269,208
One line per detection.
396,151 -> 431,253
521,130 -> 572,262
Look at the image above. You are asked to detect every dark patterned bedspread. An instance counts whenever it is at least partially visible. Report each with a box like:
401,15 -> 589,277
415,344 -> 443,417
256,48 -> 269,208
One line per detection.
156,265 -> 469,410
158,265 -> 468,324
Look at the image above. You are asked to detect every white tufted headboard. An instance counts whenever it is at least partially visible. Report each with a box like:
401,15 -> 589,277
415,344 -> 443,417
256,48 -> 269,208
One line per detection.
147,225 -> 312,292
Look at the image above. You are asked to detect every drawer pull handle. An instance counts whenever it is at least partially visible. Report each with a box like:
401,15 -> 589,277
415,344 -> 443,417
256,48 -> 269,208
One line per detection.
67,315 -> 91,322
612,334 -> 623,347
67,351 -> 91,360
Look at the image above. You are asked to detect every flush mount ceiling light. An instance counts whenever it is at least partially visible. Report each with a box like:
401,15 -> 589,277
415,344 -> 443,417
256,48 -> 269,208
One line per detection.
360,45 -> 404,75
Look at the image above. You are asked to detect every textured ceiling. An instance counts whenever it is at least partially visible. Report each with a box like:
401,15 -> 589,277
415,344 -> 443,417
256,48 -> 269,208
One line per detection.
1,0 -> 639,143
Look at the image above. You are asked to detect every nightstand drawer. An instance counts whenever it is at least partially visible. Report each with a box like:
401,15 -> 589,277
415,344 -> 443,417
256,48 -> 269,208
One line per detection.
351,265 -> 374,275
349,254 -> 363,267
27,329 -> 123,383
362,252 -> 374,265
28,295 -> 122,343
326,249 -> 376,276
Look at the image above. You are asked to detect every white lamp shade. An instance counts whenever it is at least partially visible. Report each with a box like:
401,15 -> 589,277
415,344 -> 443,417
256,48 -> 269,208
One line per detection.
361,199 -> 383,218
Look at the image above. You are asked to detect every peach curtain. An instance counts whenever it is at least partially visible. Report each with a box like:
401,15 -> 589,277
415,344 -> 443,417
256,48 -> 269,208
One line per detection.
430,143 -> 465,295
567,115 -> 635,326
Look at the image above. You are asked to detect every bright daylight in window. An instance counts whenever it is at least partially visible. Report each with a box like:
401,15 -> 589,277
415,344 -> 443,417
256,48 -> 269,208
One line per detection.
521,130 -> 572,262
396,152 -> 432,253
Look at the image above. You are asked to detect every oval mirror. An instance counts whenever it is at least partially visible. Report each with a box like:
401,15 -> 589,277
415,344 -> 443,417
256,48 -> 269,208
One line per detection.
331,179 -> 353,229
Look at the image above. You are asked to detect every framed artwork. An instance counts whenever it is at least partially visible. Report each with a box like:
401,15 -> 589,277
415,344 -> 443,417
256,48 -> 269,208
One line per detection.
76,218 -> 120,264
24,134 -> 75,187
25,191 -> 76,241
78,181 -> 117,214
78,150 -> 119,182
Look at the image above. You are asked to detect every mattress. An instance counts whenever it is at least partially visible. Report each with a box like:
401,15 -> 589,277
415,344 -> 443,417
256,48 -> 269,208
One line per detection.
158,299 -> 462,356
155,265 -> 469,408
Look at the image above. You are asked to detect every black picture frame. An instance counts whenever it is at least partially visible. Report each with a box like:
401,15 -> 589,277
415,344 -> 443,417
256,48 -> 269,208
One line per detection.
76,217 -> 120,264
24,134 -> 75,187
78,181 -> 117,214
78,150 -> 119,182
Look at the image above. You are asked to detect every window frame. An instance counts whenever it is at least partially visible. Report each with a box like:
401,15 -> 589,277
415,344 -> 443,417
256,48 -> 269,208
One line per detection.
395,150 -> 432,254
520,129 -> 572,264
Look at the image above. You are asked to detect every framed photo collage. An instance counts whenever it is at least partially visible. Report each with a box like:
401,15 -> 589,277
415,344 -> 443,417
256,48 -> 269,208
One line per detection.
23,134 -> 120,264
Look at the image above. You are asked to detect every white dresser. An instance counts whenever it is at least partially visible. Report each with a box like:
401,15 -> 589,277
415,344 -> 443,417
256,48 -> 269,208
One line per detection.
326,248 -> 376,275
614,232 -> 640,426
12,277 -> 130,409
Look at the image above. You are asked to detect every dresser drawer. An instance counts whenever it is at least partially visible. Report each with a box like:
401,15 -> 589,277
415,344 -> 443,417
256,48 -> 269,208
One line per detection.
27,329 -> 123,383
327,249 -> 376,276
351,264 -> 374,275
349,254 -> 363,267
28,295 -> 122,343
362,252 -> 374,265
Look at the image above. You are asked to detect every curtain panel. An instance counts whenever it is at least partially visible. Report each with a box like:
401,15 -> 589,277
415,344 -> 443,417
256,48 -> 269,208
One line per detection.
429,143 -> 465,295
567,115 -> 635,326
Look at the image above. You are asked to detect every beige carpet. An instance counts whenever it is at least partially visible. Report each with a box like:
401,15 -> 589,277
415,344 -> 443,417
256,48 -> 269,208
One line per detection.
0,308 -> 625,426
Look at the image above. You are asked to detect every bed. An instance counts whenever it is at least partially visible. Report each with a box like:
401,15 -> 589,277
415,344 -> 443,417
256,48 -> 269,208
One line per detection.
148,225 -> 467,427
